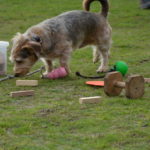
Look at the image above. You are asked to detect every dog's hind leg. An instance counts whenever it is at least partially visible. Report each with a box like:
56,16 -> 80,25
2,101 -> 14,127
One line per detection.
96,45 -> 110,73
92,46 -> 101,64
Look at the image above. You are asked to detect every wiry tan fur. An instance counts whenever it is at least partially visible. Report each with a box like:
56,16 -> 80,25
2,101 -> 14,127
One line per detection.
10,0 -> 112,77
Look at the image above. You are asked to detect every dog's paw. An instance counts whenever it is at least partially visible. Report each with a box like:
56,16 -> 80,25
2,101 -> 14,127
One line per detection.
43,71 -> 49,76
96,66 -> 108,73
63,67 -> 71,74
41,71 -> 49,78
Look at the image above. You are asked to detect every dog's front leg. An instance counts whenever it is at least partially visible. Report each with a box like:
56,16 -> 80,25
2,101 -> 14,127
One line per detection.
41,58 -> 53,75
59,55 -> 71,74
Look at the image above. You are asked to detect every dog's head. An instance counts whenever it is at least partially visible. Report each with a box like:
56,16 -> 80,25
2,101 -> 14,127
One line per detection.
10,33 -> 42,77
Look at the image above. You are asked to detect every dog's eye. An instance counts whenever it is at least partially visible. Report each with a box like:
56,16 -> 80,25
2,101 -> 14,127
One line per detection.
32,36 -> 41,43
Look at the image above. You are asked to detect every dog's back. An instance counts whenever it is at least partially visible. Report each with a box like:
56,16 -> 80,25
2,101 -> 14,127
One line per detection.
31,0 -> 110,49
38,11 -> 103,48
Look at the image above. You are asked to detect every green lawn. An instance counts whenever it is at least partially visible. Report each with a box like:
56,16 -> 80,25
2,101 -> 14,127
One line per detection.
0,0 -> 150,149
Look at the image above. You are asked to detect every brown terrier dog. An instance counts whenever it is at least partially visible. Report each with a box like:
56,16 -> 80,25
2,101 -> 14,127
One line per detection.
10,0 -> 112,77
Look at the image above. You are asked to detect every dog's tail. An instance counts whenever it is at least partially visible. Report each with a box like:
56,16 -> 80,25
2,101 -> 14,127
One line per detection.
83,0 -> 109,17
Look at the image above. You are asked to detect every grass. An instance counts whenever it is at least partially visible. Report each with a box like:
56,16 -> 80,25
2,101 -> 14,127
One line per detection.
0,0 -> 150,149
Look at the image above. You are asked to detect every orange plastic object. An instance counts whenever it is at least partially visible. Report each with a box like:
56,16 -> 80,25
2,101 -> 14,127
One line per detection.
86,81 -> 104,87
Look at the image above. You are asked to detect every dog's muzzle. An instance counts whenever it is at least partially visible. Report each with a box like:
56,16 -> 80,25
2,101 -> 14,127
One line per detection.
14,67 -> 30,77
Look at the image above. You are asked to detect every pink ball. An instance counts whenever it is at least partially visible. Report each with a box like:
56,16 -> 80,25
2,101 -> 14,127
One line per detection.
44,67 -> 68,79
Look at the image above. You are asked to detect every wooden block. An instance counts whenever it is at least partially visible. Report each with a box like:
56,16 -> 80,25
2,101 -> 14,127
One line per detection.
79,96 -> 101,104
16,80 -> 38,86
145,78 -> 150,83
10,90 -> 34,97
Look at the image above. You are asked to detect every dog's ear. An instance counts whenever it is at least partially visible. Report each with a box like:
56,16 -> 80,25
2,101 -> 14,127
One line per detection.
21,41 -> 41,58
20,47 -> 32,58
27,41 -> 42,57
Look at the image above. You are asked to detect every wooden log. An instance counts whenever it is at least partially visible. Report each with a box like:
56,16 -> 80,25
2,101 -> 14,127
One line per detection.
10,90 -> 34,97
16,80 -> 38,86
79,96 -> 101,104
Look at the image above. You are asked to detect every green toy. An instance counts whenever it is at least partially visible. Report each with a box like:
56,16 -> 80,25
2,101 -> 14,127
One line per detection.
113,61 -> 128,76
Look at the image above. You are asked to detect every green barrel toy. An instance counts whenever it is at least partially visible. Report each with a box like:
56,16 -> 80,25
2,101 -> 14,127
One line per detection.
113,61 -> 128,76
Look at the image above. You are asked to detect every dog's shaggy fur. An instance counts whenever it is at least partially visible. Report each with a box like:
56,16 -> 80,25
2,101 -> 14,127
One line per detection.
10,0 -> 112,77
